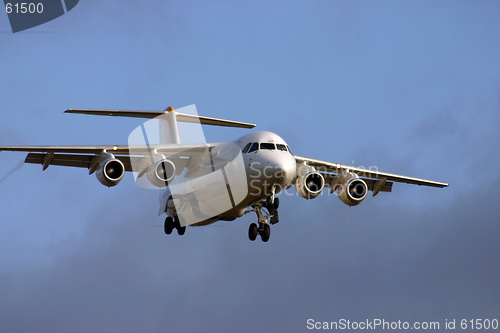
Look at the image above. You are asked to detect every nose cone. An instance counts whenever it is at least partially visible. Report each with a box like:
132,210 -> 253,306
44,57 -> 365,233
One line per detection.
265,153 -> 296,187
281,154 -> 297,185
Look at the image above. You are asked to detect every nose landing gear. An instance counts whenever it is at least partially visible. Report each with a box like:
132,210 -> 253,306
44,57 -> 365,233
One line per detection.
247,197 -> 280,242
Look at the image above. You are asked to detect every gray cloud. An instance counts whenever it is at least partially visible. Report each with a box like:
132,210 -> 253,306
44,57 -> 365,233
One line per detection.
1,2 -> 499,332
1,94 -> 497,332
0,168 -> 498,332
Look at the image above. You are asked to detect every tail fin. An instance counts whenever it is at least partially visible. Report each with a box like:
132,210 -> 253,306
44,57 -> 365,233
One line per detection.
64,108 -> 256,129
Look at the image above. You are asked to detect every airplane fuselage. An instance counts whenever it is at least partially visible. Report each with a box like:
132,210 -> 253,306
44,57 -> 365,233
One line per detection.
162,131 -> 297,226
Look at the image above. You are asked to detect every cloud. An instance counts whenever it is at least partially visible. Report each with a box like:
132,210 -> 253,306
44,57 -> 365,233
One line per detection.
1,2 -> 499,332
0,168 -> 498,332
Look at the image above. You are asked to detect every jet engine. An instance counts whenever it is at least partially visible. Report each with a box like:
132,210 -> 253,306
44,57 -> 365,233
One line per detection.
338,176 -> 368,206
295,171 -> 325,199
96,157 -> 125,187
147,159 -> 176,187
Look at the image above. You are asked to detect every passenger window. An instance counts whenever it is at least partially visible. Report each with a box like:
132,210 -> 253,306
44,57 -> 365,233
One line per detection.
248,142 -> 259,153
276,144 -> 287,151
242,143 -> 252,153
260,143 -> 275,150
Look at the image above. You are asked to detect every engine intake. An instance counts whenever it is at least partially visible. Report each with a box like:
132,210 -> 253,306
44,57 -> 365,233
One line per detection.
338,177 -> 367,206
96,158 -> 125,187
295,171 -> 325,199
147,159 -> 176,187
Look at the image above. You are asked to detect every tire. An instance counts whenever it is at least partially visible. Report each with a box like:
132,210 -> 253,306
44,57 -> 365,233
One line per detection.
273,197 -> 280,209
261,224 -> 270,242
164,216 -> 174,235
266,197 -> 279,210
248,223 -> 258,241
177,226 -> 186,236
266,197 -> 272,209
174,216 -> 186,235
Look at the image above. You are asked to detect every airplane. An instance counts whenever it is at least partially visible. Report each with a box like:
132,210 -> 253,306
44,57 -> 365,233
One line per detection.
0,107 -> 449,242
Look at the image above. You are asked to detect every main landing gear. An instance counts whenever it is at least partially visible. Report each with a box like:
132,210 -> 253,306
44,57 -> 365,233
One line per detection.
164,215 -> 186,236
247,197 -> 279,242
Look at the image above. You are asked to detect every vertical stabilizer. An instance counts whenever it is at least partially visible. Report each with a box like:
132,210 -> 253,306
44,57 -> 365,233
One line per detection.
160,107 -> 180,144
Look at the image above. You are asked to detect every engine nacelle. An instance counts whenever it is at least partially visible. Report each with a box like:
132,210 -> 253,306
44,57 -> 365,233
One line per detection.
338,177 -> 368,206
96,158 -> 125,187
295,171 -> 325,199
147,159 -> 176,187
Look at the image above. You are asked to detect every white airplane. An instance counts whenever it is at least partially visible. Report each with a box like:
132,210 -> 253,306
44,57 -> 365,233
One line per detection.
0,107 -> 448,242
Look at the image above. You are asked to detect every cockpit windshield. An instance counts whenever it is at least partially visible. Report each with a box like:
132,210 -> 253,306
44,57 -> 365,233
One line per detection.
242,142 -> 252,153
260,143 -> 276,150
243,142 -> 292,153
248,142 -> 259,153
276,144 -> 287,151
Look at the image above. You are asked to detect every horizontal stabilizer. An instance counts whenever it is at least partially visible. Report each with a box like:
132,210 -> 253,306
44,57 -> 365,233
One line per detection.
65,109 -> 256,129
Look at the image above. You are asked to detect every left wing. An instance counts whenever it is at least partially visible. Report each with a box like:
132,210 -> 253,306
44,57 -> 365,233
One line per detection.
295,155 -> 448,196
0,144 -> 210,172
0,144 -> 209,155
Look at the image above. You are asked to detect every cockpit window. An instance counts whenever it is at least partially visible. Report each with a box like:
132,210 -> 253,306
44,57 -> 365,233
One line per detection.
242,143 -> 252,153
286,145 -> 293,155
276,144 -> 287,151
260,143 -> 276,150
248,142 -> 259,153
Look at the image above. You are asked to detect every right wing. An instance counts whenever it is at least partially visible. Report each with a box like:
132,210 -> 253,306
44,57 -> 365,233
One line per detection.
294,155 -> 448,197
295,155 -> 448,188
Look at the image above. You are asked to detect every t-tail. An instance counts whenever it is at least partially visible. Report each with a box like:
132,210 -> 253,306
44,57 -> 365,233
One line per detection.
65,106 -> 256,144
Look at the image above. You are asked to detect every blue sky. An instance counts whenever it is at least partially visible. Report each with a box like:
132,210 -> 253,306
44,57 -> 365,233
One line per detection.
1,1 -> 499,332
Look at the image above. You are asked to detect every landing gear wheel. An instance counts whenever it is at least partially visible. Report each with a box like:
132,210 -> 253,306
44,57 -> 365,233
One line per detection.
173,216 -> 186,235
260,224 -> 271,242
249,201 -> 277,241
266,197 -> 280,210
248,223 -> 258,241
177,226 -> 186,235
164,216 -> 174,235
